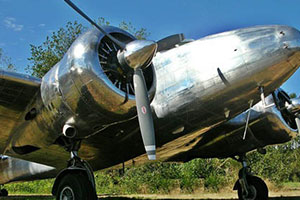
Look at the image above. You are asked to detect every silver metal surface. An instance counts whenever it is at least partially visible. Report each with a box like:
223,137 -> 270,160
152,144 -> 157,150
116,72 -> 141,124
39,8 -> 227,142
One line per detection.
168,89 -> 299,160
38,26 -> 140,139
287,98 -> 300,114
0,25 -> 299,184
0,70 -> 41,154
118,40 -> 157,69
151,25 -> 300,127
0,156 -> 55,184
0,70 -> 41,87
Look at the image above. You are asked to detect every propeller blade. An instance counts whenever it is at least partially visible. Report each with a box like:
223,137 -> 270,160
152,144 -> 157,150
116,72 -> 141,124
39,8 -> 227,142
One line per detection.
296,116 -> 300,135
133,68 -> 156,160
64,0 -> 126,49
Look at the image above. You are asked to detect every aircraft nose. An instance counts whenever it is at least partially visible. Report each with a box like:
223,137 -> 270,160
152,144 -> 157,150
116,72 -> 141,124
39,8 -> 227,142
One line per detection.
251,25 -> 300,94
278,26 -> 300,49
227,25 -> 300,101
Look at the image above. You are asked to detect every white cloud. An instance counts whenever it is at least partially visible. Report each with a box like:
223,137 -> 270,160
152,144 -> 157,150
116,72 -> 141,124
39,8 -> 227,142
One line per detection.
38,23 -> 46,27
3,17 -> 24,31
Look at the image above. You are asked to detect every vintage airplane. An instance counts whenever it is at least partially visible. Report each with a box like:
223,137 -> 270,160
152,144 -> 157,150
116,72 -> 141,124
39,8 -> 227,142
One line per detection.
0,0 -> 299,199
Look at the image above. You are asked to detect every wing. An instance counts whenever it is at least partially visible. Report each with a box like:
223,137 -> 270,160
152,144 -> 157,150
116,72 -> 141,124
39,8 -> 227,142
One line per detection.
0,70 -> 40,153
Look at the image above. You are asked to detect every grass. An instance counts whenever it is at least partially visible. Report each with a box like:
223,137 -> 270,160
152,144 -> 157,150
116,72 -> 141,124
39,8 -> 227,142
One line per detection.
281,182 -> 300,189
5,144 -> 300,196
3,159 -> 238,196
5,179 -> 54,195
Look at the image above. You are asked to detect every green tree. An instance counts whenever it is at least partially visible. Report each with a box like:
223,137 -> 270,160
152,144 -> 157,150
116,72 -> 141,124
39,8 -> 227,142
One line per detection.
96,17 -> 149,40
0,48 -> 15,71
27,19 -> 149,78
289,93 -> 297,99
26,21 -> 85,78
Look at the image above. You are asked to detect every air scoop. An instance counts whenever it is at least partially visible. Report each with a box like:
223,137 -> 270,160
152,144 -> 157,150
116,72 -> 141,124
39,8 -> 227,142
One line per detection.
117,40 -> 158,69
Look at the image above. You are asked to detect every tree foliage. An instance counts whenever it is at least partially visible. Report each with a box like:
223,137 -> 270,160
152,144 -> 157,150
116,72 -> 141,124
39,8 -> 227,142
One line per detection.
27,19 -> 149,78
0,48 -> 15,71
26,21 -> 85,78
289,93 -> 297,99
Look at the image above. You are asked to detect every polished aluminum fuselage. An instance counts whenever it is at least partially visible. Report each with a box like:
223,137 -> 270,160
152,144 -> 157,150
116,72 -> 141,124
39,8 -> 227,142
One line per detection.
1,25 -> 300,183
152,26 -> 300,128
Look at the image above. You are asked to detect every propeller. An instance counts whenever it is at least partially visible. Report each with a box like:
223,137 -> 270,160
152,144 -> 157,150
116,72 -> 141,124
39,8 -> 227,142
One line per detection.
278,90 -> 300,134
296,117 -> 300,135
287,98 -> 300,134
64,0 -> 157,160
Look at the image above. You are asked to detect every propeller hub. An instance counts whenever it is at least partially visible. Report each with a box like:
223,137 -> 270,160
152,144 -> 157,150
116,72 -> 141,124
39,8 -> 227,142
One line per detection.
118,40 -> 157,70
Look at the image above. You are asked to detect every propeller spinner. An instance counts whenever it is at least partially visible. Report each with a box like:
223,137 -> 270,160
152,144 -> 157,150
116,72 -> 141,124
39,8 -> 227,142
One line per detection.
64,0 -> 157,160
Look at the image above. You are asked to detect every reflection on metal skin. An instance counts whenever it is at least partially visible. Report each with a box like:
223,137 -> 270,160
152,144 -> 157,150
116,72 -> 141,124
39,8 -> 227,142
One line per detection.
152,25 -> 300,129
39,26 -> 156,139
169,90 -> 299,160
117,40 -> 158,69
0,155 -> 55,184
3,25 -> 300,174
287,98 -> 300,114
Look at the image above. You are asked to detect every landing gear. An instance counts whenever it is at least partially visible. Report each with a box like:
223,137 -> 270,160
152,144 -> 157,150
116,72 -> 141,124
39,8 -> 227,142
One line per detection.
233,155 -> 268,200
52,140 -> 97,200
57,173 -> 95,200
0,188 -> 8,197
236,176 -> 268,200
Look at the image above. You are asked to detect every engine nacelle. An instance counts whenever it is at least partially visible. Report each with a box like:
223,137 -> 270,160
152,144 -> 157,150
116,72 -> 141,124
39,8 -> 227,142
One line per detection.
172,88 -> 299,159
40,27 -> 156,138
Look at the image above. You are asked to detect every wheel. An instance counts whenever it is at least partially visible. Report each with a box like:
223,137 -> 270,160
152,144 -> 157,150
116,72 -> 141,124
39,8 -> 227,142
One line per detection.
0,188 -> 8,196
237,176 -> 268,200
56,173 -> 97,200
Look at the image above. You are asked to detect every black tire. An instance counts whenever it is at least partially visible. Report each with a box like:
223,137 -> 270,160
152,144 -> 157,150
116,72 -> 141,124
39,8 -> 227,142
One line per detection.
0,188 -> 8,196
56,173 -> 97,200
237,176 -> 268,200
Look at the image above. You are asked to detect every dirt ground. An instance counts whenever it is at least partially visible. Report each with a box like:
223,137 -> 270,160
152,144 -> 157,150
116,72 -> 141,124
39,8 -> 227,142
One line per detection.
99,190 -> 300,199
3,190 -> 300,200
0,194 -> 300,200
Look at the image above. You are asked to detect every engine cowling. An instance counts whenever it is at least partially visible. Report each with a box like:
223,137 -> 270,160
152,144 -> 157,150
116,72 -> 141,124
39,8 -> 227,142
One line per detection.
171,88 -> 300,159
40,26 -> 156,137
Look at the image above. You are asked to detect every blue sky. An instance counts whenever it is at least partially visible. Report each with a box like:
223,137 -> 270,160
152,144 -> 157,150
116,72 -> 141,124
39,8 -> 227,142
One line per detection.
0,0 -> 300,95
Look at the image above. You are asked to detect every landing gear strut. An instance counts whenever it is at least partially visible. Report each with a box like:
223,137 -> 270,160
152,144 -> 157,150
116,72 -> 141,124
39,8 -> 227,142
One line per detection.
0,186 -> 8,197
52,139 -> 97,200
233,155 -> 268,200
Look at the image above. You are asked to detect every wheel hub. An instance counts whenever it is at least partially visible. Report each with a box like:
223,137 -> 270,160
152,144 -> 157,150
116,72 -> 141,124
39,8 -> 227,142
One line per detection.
243,185 -> 257,200
60,186 -> 75,200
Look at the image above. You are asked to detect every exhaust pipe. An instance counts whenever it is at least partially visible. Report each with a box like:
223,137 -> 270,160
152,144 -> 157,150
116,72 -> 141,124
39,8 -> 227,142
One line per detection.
62,124 -> 77,138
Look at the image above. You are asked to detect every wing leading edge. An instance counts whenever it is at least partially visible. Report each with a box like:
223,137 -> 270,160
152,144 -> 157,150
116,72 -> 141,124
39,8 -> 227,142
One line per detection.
0,70 -> 40,153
